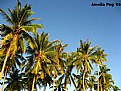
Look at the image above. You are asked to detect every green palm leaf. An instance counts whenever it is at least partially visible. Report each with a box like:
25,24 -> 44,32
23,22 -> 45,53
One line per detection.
19,37 -> 26,53
0,9 -> 13,24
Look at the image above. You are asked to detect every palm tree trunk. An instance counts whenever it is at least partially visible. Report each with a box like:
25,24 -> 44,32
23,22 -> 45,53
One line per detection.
100,83 -> 103,91
0,43 -> 12,80
1,70 -> 7,91
52,76 -> 55,91
83,70 -> 86,91
32,75 -> 36,91
97,64 -> 99,91
65,85 -> 68,91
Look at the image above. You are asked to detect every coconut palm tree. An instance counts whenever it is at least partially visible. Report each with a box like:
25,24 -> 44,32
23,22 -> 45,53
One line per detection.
75,40 -> 97,91
0,0 -> 43,79
94,48 -> 108,91
95,65 -> 115,91
24,32 -> 66,91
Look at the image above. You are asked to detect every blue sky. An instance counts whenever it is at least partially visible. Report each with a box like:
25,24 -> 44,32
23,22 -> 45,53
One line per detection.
0,0 -> 121,90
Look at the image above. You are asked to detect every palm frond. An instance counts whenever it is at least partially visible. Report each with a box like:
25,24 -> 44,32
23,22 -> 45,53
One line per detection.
22,18 -> 40,25
19,37 -> 26,53
22,31 -> 37,49
0,9 -> 13,24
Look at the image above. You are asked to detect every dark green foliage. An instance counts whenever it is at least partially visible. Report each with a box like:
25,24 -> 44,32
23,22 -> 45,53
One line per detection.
0,1 -> 120,91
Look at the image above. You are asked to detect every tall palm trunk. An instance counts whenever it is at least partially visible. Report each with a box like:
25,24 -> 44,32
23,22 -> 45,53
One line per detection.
83,69 -> 86,91
52,74 -> 55,91
0,34 -> 18,80
100,83 -> 103,91
32,75 -> 36,91
1,70 -> 7,91
0,43 -> 12,80
65,82 -> 68,91
97,64 -> 99,91
52,78 -> 55,91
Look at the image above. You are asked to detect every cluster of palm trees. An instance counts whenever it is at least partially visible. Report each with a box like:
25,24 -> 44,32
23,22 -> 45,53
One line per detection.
0,1 -> 120,91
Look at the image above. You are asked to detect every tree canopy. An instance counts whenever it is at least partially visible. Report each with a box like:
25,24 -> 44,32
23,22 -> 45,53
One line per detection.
0,1 -> 120,91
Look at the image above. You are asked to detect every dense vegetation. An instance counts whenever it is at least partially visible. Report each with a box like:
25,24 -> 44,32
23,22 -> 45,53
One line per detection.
0,1 -> 120,91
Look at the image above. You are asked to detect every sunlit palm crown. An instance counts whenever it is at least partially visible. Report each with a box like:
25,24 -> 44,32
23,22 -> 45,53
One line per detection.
0,1 -> 43,57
